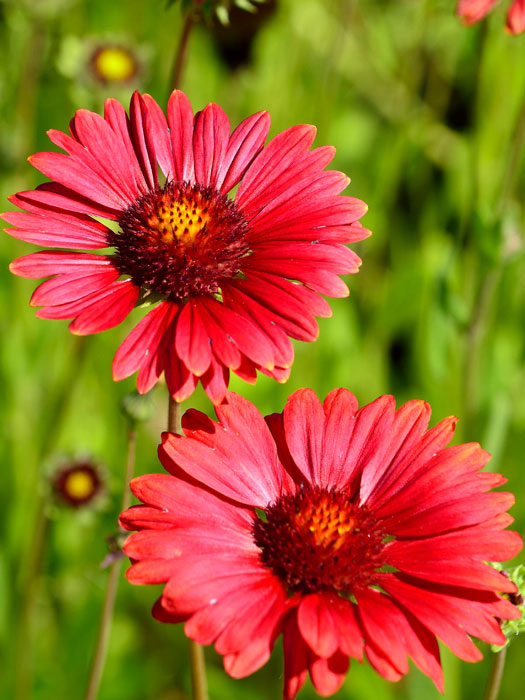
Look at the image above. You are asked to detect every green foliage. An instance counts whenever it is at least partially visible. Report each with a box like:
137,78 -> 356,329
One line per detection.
165,0 -> 268,24
1,1 -> 525,699
491,563 -> 525,651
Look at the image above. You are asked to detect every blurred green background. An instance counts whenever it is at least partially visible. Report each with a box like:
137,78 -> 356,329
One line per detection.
1,0 -> 524,698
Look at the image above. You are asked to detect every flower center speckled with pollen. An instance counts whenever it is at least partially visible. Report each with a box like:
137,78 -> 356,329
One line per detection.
109,181 -> 250,301
252,485 -> 385,595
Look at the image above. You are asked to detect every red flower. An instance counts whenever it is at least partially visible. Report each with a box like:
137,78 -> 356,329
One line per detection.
120,389 -> 522,698
507,0 -> 525,32
457,0 -> 525,33
4,91 -> 368,404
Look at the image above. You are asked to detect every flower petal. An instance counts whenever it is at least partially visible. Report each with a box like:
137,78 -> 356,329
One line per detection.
167,89 -> 194,182
193,103 -> 230,188
217,111 -> 270,194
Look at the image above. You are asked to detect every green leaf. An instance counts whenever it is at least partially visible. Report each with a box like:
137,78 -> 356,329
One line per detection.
490,563 -> 525,651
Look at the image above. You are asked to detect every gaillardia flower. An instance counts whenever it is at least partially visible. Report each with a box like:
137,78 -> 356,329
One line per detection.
120,389 -> 522,698
4,91 -> 368,404
457,0 -> 525,33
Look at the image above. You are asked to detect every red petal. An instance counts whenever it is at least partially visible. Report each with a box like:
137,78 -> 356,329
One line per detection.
161,559 -> 266,616
283,613 -> 309,700
200,354 -> 230,404
112,301 -> 177,382
10,251 -> 112,278
223,285 -> 294,368
9,182 -> 120,220
68,279 -> 139,334
236,124 -> 317,210
360,399 -> 431,503
384,491 -> 516,537
308,651 -> 349,697
507,0 -> 525,34
249,196 -> 369,242
283,388 -> 325,485
368,415 -> 458,510
297,593 -> 339,658
164,347 -> 198,403
356,589 -> 409,675
320,388 -> 360,488
30,267 -> 120,306
325,394 -> 395,493
103,97 -> 148,195
126,558 -> 179,585
379,574 -> 489,660
214,392 -> 283,495
385,526 -> 522,571
374,442 -> 492,517
217,111 -> 270,194
193,103 -> 230,188
241,146 -> 338,223
3,208 -> 110,249
29,150 -> 126,211
141,93 -> 175,180
71,108 -> 140,202
197,296 -> 276,370
167,90 -> 194,182
126,472 -> 251,530
129,91 -> 158,189
35,277 -> 136,322
175,299 -> 212,376
160,396 -> 283,507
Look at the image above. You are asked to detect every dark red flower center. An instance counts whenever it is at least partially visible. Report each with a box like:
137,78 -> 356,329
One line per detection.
109,181 -> 250,302
252,485 -> 385,595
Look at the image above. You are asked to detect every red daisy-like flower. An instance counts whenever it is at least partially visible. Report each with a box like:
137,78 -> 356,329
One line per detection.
120,389 -> 522,698
457,0 -> 525,33
4,91 -> 368,404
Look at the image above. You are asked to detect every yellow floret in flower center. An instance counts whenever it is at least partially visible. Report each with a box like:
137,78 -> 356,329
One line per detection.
64,470 -> 97,500
111,181 -> 250,301
92,46 -> 137,83
148,197 -> 212,247
293,493 -> 357,550
253,485 -> 386,595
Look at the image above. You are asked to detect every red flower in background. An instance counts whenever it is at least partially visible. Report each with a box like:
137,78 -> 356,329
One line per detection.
507,0 -> 525,32
120,389 -> 522,698
457,0 -> 525,33
4,91 -> 368,404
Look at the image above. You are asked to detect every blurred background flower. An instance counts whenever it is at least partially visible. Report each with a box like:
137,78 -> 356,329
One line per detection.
51,459 -> 104,508
56,34 -> 148,105
457,0 -> 525,33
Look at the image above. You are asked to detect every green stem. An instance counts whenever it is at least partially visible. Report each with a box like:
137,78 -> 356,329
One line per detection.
14,499 -> 50,700
483,647 -> 507,700
169,8 -> 196,94
14,335 -> 89,700
83,426 -> 137,700
462,74 -> 525,436
168,395 -> 208,700
462,267 -> 500,435
498,88 -> 525,216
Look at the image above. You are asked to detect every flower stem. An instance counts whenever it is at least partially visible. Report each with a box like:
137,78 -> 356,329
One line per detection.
483,647 -> 507,700
168,395 -> 209,700
83,425 -> 137,700
169,8 -> 196,93
14,334 -> 89,700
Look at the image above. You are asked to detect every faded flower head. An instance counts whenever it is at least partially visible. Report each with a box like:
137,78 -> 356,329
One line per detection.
120,389 -> 522,698
52,460 -> 103,508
